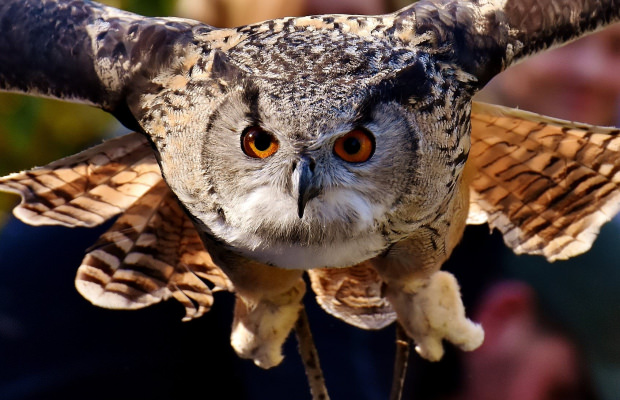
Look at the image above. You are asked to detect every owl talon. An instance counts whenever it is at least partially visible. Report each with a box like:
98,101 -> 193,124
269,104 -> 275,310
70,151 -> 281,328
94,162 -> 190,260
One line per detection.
414,336 -> 445,362
387,270 -> 484,362
230,279 -> 306,369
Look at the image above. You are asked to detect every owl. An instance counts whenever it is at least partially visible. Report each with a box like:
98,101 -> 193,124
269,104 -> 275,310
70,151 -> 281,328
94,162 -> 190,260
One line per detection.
1,0 -> 620,379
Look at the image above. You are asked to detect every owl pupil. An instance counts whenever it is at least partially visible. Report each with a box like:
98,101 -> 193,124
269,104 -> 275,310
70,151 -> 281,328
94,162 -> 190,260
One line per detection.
343,137 -> 361,154
241,127 -> 279,158
254,132 -> 272,151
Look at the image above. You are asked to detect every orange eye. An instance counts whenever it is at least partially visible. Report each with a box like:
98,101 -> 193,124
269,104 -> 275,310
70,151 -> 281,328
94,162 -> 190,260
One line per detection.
241,126 -> 279,159
333,128 -> 375,163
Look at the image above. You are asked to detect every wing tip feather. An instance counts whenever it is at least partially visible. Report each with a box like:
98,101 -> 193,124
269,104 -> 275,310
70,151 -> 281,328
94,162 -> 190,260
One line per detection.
75,278 -> 163,310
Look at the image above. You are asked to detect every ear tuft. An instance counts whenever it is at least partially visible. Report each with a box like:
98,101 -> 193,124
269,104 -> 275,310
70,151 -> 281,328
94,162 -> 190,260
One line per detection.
211,50 -> 245,83
378,61 -> 432,105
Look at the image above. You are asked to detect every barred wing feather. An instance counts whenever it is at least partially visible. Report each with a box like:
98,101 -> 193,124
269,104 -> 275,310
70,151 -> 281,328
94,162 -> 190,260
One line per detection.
0,132 -> 233,320
468,102 -> 620,261
0,132 -> 160,227
76,180 -> 233,321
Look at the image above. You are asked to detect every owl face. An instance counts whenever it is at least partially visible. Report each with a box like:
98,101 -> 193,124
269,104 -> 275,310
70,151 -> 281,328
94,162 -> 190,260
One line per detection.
138,31 -> 472,270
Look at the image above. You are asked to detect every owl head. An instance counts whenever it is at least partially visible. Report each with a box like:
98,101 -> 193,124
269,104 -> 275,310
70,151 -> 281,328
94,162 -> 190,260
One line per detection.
131,22 -> 476,269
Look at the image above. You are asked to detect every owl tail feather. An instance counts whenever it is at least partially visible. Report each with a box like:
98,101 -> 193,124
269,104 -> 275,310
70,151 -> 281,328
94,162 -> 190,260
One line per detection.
308,262 -> 396,330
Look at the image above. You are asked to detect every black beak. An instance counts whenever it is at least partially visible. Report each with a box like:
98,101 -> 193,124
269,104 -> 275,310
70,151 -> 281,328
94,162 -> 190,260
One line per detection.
296,157 -> 320,218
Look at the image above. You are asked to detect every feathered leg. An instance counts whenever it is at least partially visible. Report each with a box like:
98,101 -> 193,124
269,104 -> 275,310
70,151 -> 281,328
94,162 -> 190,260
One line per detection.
372,171 -> 483,361
209,252 -> 306,368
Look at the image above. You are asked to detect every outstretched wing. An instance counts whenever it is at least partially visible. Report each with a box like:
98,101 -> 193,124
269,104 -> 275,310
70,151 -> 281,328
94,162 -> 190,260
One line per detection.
0,131 -> 234,319
0,0 -> 201,129
76,180 -> 233,321
0,133 -> 160,227
308,263 -> 396,330
467,102 -> 620,261
399,0 -> 620,87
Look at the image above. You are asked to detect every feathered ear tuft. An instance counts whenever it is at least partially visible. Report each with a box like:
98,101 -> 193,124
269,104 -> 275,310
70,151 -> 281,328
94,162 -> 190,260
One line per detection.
0,133 -> 160,227
467,102 -> 620,261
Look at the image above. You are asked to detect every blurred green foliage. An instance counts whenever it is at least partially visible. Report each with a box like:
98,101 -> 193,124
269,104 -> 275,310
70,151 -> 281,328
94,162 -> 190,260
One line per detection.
105,0 -> 176,17
0,0 -> 177,224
